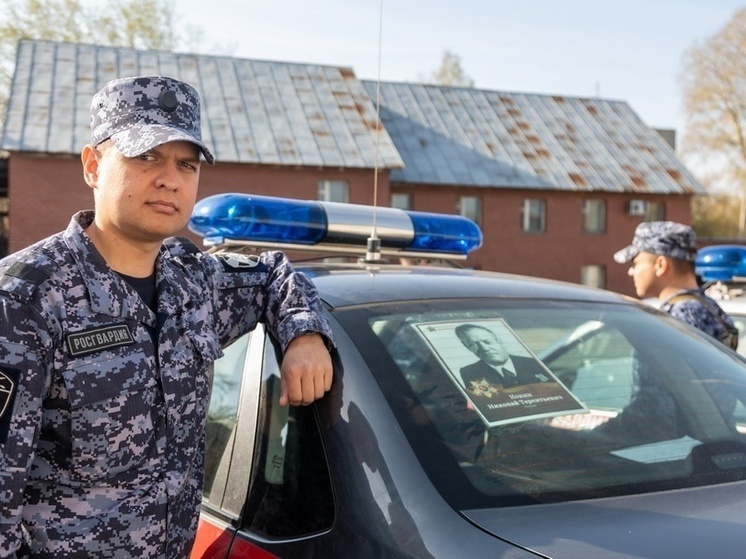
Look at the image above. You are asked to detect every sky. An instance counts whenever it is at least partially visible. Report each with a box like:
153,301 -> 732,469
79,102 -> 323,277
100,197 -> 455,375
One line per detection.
178,0 -> 744,140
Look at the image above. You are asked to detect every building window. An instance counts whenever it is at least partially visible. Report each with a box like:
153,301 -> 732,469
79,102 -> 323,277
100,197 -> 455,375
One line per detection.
645,201 -> 665,221
458,196 -> 482,225
391,193 -> 412,210
522,199 -> 546,233
581,265 -> 606,289
582,199 -> 606,234
318,180 -> 349,203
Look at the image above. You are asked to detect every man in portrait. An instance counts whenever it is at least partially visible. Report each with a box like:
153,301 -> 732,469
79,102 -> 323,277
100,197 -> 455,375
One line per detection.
455,323 -> 550,389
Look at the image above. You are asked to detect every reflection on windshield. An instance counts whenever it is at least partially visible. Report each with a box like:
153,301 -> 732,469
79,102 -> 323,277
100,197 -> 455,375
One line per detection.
343,299 -> 746,508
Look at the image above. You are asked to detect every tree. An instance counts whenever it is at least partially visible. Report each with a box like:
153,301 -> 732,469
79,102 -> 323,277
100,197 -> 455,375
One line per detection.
680,8 -> 746,237
0,0 -> 203,122
430,50 -> 474,87
691,193 -> 743,239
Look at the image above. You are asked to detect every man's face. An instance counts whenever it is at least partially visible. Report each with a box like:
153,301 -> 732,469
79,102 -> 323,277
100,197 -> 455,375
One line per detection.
628,252 -> 660,298
84,140 -> 202,244
460,327 -> 509,366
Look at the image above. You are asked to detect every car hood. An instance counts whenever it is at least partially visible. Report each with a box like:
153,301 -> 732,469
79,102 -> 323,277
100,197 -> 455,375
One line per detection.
462,480 -> 746,558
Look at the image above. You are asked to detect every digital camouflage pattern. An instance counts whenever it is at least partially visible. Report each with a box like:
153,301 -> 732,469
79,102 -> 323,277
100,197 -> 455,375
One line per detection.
662,290 -> 739,351
90,75 -> 215,165
0,211 -> 333,558
613,221 -> 698,264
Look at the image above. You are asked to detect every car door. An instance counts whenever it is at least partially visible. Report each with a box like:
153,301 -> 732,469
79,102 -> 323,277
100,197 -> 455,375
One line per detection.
192,324 -> 336,559
192,328 -> 262,558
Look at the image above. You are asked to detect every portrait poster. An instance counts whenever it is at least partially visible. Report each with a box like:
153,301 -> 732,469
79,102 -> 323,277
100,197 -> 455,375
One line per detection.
412,318 -> 588,428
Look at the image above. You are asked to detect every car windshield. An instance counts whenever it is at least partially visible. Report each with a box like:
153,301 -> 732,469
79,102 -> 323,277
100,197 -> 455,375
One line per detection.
334,298 -> 746,510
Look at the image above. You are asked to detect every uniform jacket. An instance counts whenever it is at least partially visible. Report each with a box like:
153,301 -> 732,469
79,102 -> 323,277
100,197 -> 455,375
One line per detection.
0,211 -> 333,558
661,289 -> 739,350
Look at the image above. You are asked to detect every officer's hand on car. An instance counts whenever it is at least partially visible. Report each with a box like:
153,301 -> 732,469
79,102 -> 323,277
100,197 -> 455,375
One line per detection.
280,333 -> 333,406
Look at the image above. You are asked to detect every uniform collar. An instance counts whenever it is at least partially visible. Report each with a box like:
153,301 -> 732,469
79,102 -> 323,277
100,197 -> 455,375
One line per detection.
63,211 -> 153,321
62,211 -> 205,323
660,288 -> 702,307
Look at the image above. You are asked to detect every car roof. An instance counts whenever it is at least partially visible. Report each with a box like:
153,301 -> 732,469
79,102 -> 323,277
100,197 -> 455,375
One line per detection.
294,261 -> 634,309
705,281 -> 746,314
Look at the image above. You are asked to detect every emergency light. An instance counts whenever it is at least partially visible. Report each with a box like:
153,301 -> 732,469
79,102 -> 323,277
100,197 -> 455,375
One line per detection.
696,245 -> 746,282
188,193 -> 483,256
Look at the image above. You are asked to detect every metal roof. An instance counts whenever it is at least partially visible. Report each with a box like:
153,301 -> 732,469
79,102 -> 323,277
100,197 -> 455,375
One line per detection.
1,40 -> 404,169
1,40 -> 703,195
364,81 -> 705,194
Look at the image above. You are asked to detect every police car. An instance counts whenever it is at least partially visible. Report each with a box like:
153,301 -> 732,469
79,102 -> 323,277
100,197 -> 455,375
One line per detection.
189,194 -> 746,559
696,244 -> 746,355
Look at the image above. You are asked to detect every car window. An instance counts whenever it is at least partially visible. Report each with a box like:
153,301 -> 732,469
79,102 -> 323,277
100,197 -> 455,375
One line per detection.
203,332 -> 250,502
728,313 -> 746,355
241,335 -> 335,539
723,313 -> 746,420
336,298 -> 746,510
535,320 -> 635,411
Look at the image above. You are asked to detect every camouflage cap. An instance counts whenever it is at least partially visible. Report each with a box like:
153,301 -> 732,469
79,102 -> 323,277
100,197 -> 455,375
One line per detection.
614,221 -> 698,263
90,75 -> 214,164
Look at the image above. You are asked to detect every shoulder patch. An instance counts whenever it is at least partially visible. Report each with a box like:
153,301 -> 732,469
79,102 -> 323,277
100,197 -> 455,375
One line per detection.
0,262 -> 50,300
5,262 -> 49,285
0,368 -> 20,444
217,253 -> 268,272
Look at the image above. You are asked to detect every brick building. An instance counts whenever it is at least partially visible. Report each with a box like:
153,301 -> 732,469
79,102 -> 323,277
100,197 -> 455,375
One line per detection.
0,39 -> 705,295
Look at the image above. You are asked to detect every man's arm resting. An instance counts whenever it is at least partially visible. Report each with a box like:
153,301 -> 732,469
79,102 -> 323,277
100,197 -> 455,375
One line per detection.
279,332 -> 333,407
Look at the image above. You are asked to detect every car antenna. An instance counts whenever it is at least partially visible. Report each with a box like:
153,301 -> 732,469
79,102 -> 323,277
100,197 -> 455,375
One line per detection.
364,0 -> 385,263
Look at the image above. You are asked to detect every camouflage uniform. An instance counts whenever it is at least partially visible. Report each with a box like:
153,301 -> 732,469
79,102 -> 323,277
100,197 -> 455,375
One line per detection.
600,221 -> 738,441
0,210 -> 332,558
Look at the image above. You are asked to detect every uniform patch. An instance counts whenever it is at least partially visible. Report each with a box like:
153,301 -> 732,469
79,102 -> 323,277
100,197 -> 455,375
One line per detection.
218,253 -> 266,272
0,368 -> 20,444
5,262 -> 49,285
66,324 -> 135,357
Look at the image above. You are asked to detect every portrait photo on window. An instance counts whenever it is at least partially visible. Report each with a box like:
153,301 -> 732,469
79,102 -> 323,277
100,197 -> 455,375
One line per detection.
413,318 -> 587,427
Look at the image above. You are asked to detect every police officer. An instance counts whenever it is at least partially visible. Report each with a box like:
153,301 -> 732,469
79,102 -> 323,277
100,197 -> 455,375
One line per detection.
614,220 -> 738,349
0,76 -> 334,558
596,221 -> 737,442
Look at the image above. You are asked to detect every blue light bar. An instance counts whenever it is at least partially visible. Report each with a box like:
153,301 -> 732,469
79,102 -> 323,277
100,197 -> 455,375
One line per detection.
408,210 -> 482,254
189,193 -> 327,245
188,193 -> 483,255
695,245 -> 746,281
